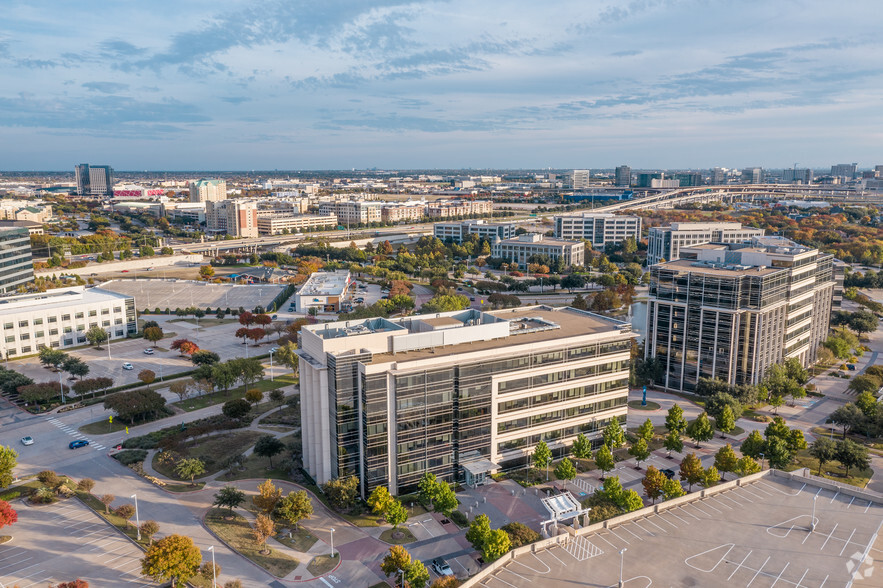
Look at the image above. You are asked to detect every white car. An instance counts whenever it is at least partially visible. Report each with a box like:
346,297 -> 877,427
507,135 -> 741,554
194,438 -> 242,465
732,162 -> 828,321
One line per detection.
20,436 -> 34,446
122,362 -> 134,370
143,348 -> 154,355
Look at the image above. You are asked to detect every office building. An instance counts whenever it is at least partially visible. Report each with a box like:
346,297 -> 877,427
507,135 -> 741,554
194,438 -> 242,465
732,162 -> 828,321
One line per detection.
554,213 -> 641,249
257,214 -> 338,235
189,179 -> 227,203
433,220 -> 517,244
294,270 -> 353,313
636,173 -> 663,188
492,234 -> 585,267
646,222 -> 765,266
75,164 -> 114,197
318,201 -> 382,225
206,199 -> 258,238
163,202 -> 206,225
0,286 -> 136,358
741,168 -> 763,184
712,167 -> 726,184
570,170 -> 591,190
297,305 -> 632,495
424,200 -> 493,219
614,166 -> 631,187
646,236 -> 834,392
673,172 -> 702,187
0,227 -> 34,292
831,163 -> 857,180
783,168 -> 813,184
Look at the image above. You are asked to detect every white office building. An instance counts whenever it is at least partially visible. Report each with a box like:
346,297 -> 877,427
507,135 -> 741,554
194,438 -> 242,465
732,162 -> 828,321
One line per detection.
492,234 -> 585,267
294,271 -> 353,313
646,222 -> 765,266
554,213 -> 641,249
433,220 -> 517,244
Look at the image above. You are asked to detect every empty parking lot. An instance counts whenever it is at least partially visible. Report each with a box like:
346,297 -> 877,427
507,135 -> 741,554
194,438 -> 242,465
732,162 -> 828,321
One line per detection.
480,474 -> 883,587
99,279 -> 285,311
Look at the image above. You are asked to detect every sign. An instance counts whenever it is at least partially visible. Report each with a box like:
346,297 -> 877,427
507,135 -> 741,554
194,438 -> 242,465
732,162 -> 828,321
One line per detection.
109,416 -> 113,424
642,385 -> 647,406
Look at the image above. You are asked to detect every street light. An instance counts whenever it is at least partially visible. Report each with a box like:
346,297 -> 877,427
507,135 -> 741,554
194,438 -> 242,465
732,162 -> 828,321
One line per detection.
208,546 -> 216,587
619,548 -> 627,588
131,494 -> 141,540
759,452 -> 765,470
330,527 -> 335,558
106,329 -> 112,360
811,495 -> 817,532
398,568 -> 405,588
269,348 -> 275,382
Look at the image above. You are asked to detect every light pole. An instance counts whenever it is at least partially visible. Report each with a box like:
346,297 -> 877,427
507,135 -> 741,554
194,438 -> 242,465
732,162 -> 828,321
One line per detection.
619,548 -> 627,587
759,452 -> 765,470
106,329 -> 112,360
811,495 -> 817,532
269,348 -> 275,382
208,545 -> 216,587
330,527 -> 335,558
131,494 -> 141,540
58,367 -> 65,403
398,568 -> 405,588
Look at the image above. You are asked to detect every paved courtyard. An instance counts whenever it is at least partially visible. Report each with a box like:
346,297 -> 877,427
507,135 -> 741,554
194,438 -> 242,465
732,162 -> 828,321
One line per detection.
99,279 -> 286,312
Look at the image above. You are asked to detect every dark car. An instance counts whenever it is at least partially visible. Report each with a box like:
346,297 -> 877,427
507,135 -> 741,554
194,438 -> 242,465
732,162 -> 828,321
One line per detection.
661,468 -> 676,479
69,439 -> 90,449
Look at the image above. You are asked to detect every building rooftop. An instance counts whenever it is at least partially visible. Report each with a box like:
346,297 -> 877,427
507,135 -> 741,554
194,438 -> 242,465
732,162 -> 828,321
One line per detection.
660,258 -> 783,277
297,270 -> 351,297
0,286 -> 131,315
499,234 -> 581,246
664,222 -> 749,231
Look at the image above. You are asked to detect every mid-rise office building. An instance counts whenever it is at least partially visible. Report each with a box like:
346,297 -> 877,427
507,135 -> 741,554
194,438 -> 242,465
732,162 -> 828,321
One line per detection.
433,220 -> 517,244
831,163 -> 857,180
189,179 -> 227,203
570,170 -> 591,190
294,270 -> 352,313
554,213 -> 641,249
712,167 -> 726,184
741,167 -> 763,184
783,168 -> 813,184
646,222 -> 765,266
206,199 -> 258,238
673,172 -> 703,187
297,306 -> 632,496
492,234 -> 585,267
636,173 -> 663,188
424,200 -> 493,219
0,227 -> 34,293
256,214 -> 338,235
318,201 -> 382,225
0,286 -> 136,358
75,164 -> 114,197
614,166 -> 631,187
646,237 -> 834,392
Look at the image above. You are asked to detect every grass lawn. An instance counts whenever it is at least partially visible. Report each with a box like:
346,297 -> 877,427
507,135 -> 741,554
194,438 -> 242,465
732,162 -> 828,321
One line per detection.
628,400 -> 661,410
786,449 -> 873,488
380,527 -> 417,545
275,527 -> 319,552
205,508 -> 299,577
308,554 -> 340,576
259,405 -> 300,429
78,407 -> 172,435
173,374 -> 297,412
153,430 -> 265,479
222,435 -> 297,481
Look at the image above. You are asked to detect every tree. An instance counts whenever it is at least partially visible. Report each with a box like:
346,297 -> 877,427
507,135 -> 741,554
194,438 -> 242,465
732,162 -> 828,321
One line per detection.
641,466 -> 666,504
274,342 -> 299,377
222,398 -> 251,419
100,494 -> 115,513
662,478 -> 686,500
199,265 -> 215,279
603,419 -> 625,450
595,444 -> 615,479
620,490 -> 644,512
276,490 -> 313,530
171,339 -> 200,357
253,479 -> 282,514
663,430 -> 683,458
572,433 -> 592,460
765,437 -> 792,469
741,430 -> 766,459
628,438 -> 650,469
849,309 -> 879,335
714,444 -> 739,480
254,435 -> 285,467
38,347 -> 67,371
466,513 -> 491,550
433,482 -> 459,516
835,439 -> 870,477
809,437 -> 837,475
213,486 -> 246,512
143,326 -> 164,347
716,405 -> 736,438
679,453 -> 704,491
175,458 -> 206,485
501,522 -> 541,548
85,326 -> 109,348
385,499 -> 408,528
169,381 -> 189,402
636,418 -> 655,443
701,466 -> 720,488
367,486 -> 395,516
381,545 -> 412,580
482,528 -> 512,562
532,440 -> 552,473
252,514 -> 275,551
191,350 -> 220,366
596,475 -> 625,505
735,456 -> 762,477
54,580 -> 89,588
137,369 -> 156,389
141,534 -> 202,587
405,559 -> 431,588
270,389 -> 285,405
77,478 -> 95,493
830,403 -> 864,438
0,445 -> 17,489
686,413 -> 714,447
855,391 -> 879,418
116,504 -> 136,524
769,394 -> 784,414
321,475 -> 359,511
63,356 -> 90,380
0,499 -> 17,529
554,457 -> 577,486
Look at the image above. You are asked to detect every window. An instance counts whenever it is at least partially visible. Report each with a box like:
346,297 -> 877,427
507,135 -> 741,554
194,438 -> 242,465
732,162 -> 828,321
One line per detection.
114,307 -> 121,313
48,316 -> 57,323
101,309 -> 109,315
61,314 -> 71,321
88,310 -> 97,317
2,323 -> 10,329
114,318 -> 122,324
64,339 -> 73,345
20,346 -> 31,353
75,312 -> 84,319
76,325 -> 85,332
4,336 -> 13,343
63,326 -> 72,333
34,331 -> 43,338
18,320 -> 27,328
50,341 -> 59,348
77,337 -> 86,343
49,328 -> 58,336
102,320 -> 110,327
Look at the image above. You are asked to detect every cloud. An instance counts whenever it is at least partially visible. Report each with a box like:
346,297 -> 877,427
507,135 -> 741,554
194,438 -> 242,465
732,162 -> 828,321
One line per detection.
220,96 -> 250,104
82,81 -> 130,94
98,39 -> 147,58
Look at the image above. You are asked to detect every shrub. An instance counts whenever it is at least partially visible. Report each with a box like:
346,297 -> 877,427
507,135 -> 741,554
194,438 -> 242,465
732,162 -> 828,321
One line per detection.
449,510 -> 468,527
501,522 -> 541,548
77,478 -> 95,493
37,470 -> 60,488
56,484 -> 75,498
0,491 -> 20,501
112,450 -> 149,466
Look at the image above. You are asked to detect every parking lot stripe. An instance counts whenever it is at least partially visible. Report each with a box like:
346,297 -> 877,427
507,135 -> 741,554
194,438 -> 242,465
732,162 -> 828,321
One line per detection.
621,525 -> 644,541
665,510 -> 690,525
110,556 -> 138,570
9,568 -> 46,583
656,513 -> 681,529
90,537 -> 118,550
746,555 -> 770,587
543,547 -> 568,566
863,500 -> 873,513
838,528 -> 856,556
607,528 -> 630,544
794,567 -> 809,587
814,487 -> 824,498
700,500 -> 722,514
679,506 -> 702,520
740,487 -> 765,501
819,574 -> 828,587
595,533 -> 620,549
769,562 -> 789,587
644,518 -> 667,533
707,496 -> 733,510
847,496 -> 856,509
632,520 -> 655,536
727,550 -> 753,581
82,532 -> 114,545
688,503 -> 713,517
20,576 -> 54,588
719,493 -> 743,507
104,551 -> 133,565
829,491 -> 839,503
820,523 -> 838,551
0,556 -> 32,571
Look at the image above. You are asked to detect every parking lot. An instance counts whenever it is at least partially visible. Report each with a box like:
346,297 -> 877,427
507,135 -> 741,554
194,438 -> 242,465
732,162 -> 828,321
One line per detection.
481,475 -> 883,587
0,498 -> 155,587
99,279 -> 285,312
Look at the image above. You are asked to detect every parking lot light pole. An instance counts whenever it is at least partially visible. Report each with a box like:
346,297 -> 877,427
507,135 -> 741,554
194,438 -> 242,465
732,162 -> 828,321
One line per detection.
330,527 -> 335,558
619,548 -> 627,587
811,495 -> 817,532
58,368 -> 65,403
131,494 -> 141,540
759,452 -> 765,470
208,545 -> 216,587
269,349 -> 274,382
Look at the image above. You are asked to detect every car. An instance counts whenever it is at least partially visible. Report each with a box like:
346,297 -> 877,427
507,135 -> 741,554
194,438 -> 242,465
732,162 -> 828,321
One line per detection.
143,348 -> 154,355
431,558 -> 453,576
121,270 -> 129,273
469,297 -> 475,301
69,439 -> 89,449
846,364 -> 856,371
146,267 -> 154,271
20,436 -> 34,446
272,314 -> 277,320
661,468 -> 677,480
122,362 -> 134,370
355,298 -> 364,303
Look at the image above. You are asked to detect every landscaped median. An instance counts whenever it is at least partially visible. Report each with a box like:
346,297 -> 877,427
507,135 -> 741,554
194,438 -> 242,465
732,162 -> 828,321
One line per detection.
204,508 -> 301,578
172,374 -> 297,412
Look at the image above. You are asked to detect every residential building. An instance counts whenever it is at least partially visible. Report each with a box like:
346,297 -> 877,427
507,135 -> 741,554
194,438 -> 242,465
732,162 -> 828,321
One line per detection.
831,163 -> 857,180
0,203 -> 53,223
554,213 -> 641,249
206,199 -> 258,238
433,220 -> 517,244
188,179 -> 227,203
256,214 -> 338,235
646,236 -> 834,392
381,202 -> 426,224
75,164 -> 114,197
614,165 -> 631,187
318,201 -> 382,225
294,270 -> 353,313
424,200 -> 493,219
570,170 -> 591,190
741,167 -> 763,184
0,227 -> 33,292
297,305 -> 632,496
492,234 -> 585,267
646,222 -> 765,266
0,286 -> 136,358
164,202 -> 206,225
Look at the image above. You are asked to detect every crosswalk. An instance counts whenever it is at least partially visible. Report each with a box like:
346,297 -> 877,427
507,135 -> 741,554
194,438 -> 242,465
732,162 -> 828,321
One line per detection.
46,417 -> 106,451
563,535 -> 603,561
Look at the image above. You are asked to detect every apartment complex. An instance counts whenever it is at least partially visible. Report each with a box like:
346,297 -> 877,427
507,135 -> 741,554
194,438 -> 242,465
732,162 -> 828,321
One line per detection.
0,202 -> 52,223
0,286 -> 136,358
189,179 -> 227,203
646,236 -> 834,392
0,227 -> 34,293
75,164 -> 114,197
492,234 -> 585,267
425,200 -> 493,219
257,214 -> 338,235
297,306 -> 632,496
381,202 -> 425,224
206,199 -> 258,237
433,220 -> 517,244
646,222 -> 765,265
318,201 -> 382,225
554,213 -> 641,249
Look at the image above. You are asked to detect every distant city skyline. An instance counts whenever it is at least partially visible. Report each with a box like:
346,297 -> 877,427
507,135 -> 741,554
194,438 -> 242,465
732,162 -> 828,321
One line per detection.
2,1 -> 881,170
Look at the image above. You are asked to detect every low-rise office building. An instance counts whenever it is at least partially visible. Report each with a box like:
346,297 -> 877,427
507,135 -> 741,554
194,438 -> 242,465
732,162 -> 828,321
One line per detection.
554,213 -> 641,249
425,200 -> 493,219
492,234 -> 585,267
381,203 -> 426,224
297,306 -> 632,496
646,237 -> 834,392
294,270 -> 353,313
646,222 -> 765,266
318,201 -> 383,225
0,286 -> 137,358
433,220 -> 517,244
256,214 -> 338,235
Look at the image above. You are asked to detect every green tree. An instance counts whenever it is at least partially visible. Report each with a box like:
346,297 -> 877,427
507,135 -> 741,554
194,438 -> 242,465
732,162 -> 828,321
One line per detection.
554,457 -> 577,487
735,456 -> 762,476
222,398 -> 251,419
701,466 -> 720,488
405,559 -> 431,588
190,350 -> 220,366
686,413 -> 714,447
532,441 -> 552,475
38,347 -> 67,371
849,374 -> 882,396
321,475 -> 359,511
0,445 -> 17,489
765,437 -> 792,469
176,458 -> 206,485
466,513 -> 491,550
274,341 -> 300,378
253,435 -> 285,467
385,499 -> 408,529
663,430 -> 683,458
835,439 -> 870,477
63,356 -> 90,380
596,475 -> 624,505
830,403 -> 864,438
143,326 -> 164,347
433,482 -> 459,516
418,472 -> 439,507
662,478 -> 686,500
809,437 -> 837,475
715,405 -> 736,438
141,534 -> 202,587
594,444 -> 615,479
741,430 -> 766,459
482,529 -> 512,561
636,418 -> 655,443
714,444 -> 739,481
253,479 -> 282,515
571,433 -> 592,460
420,294 -> 469,313
849,309 -> 879,335
641,466 -> 666,504
628,438 -> 650,469
665,404 -> 688,434
85,325 -> 109,348
212,486 -> 246,512
679,453 -> 704,491
620,490 -> 644,512
367,486 -> 395,516
603,419 -> 625,449
380,545 -> 412,581
855,391 -> 879,418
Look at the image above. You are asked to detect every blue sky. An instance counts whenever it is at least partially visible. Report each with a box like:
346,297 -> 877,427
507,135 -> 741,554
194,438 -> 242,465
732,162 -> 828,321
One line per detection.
1,0 -> 881,170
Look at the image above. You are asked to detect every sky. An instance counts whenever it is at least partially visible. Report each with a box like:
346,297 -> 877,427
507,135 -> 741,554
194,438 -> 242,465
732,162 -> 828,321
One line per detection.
1,0 -> 882,171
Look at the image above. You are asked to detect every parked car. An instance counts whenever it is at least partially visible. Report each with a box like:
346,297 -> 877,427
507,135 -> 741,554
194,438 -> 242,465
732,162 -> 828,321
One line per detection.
469,297 -> 476,301
432,558 -> 453,576
143,348 -> 154,355
846,364 -> 856,371
122,362 -> 134,370
661,468 -> 677,480
20,436 -> 34,446
272,315 -> 277,320
69,439 -> 89,449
